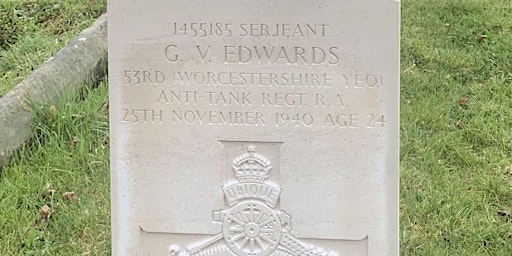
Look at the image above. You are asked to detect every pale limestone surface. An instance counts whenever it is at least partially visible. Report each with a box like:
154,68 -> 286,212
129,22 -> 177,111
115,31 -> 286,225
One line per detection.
109,1 -> 399,255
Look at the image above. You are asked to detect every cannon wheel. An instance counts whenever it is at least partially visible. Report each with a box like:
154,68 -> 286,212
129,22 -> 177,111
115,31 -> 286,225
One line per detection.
223,200 -> 282,256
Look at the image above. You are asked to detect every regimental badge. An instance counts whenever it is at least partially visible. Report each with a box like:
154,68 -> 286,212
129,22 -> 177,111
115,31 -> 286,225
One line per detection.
168,145 -> 339,256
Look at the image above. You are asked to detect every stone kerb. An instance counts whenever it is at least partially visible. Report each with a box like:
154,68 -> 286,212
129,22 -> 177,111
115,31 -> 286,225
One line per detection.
0,14 -> 108,169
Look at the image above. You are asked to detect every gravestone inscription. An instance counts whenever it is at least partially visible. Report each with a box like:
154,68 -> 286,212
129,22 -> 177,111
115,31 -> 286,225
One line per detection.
109,0 -> 399,255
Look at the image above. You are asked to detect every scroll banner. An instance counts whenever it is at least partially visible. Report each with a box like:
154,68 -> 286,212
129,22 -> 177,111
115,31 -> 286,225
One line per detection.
223,182 -> 281,208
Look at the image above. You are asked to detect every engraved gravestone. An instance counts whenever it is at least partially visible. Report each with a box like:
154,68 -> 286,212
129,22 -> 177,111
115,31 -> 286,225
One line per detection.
108,0 -> 399,255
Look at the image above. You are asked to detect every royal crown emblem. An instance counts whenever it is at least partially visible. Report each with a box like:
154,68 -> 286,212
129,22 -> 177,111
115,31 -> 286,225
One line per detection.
232,145 -> 271,182
168,145 -> 339,256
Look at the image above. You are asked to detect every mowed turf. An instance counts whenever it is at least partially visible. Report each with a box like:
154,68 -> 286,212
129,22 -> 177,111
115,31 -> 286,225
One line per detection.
400,0 -> 512,255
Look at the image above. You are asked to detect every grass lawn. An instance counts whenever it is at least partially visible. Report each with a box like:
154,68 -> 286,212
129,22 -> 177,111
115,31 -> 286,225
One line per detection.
0,0 -> 106,96
400,0 -> 511,254
0,0 -> 511,255
0,82 -> 110,255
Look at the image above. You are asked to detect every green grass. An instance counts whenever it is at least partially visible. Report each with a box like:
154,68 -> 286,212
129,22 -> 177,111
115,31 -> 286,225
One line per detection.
0,0 -> 106,96
400,0 -> 512,255
0,82 -> 110,255
0,0 -> 511,255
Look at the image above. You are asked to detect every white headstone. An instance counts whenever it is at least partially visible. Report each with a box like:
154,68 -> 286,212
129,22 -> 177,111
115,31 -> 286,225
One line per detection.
109,1 -> 399,255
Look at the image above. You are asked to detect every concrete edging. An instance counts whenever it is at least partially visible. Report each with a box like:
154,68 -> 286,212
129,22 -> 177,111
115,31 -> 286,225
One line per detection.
0,14 -> 108,169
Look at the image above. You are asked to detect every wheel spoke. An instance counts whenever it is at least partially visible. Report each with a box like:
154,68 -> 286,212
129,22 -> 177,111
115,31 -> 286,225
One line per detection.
231,232 -> 246,243
249,238 -> 255,252
259,234 -> 273,244
254,211 -> 263,223
260,228 -> 274,233
229,226 -> 244,232
240,210 -> 250,223
255,237 -> 265,250
239,237 -> 249,248
256,214 -> 268,225
248,206 -> 256,221
259,217 -> 273,227
231,215 -> 245,226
